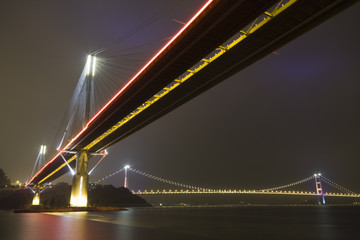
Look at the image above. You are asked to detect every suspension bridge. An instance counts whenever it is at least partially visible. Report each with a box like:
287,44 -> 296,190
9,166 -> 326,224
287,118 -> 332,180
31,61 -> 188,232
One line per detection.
24,0 -> 358,207
94,166 -> 360,205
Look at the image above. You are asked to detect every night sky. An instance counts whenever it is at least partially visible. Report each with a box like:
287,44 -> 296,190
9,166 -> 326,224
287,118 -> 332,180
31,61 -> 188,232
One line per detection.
1,1 -> 359,192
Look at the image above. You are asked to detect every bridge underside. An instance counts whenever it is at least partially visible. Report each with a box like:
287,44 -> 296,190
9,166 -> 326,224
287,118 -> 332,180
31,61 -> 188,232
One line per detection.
90,0 -> 356,152
69,0 -> 280,152
29,0 -> 357,185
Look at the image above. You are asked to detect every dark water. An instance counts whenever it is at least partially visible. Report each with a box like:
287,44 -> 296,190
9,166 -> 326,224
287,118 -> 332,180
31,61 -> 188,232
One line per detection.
1,205 -> 360,240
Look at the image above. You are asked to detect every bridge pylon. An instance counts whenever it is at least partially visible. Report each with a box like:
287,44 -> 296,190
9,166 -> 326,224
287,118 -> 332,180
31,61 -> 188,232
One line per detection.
83,54 -> 95,129
124,165 -> 130,188
69,55 -> 96,207
28,145 -> 47,205
314,173 -> 325,205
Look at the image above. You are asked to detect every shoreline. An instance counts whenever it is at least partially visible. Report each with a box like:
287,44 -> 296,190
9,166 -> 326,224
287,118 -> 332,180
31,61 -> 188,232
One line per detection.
12,203 -> 360,213
13,206 -> 126,213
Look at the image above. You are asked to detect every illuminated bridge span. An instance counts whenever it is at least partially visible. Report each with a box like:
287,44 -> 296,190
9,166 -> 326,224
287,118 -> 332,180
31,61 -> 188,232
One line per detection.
97,167 -> 360,204
26,0 -> 358,207
134,190 -> 359,198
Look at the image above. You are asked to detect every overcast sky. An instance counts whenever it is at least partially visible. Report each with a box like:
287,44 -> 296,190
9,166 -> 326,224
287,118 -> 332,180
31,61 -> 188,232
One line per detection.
1,1 -> 359,193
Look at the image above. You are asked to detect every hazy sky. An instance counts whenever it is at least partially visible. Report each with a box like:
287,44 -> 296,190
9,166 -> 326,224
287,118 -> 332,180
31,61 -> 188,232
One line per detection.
1,1 -> 359,193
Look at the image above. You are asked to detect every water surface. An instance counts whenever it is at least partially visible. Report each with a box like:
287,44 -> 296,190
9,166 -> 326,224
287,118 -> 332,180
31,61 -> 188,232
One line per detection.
1,205 -> 359,240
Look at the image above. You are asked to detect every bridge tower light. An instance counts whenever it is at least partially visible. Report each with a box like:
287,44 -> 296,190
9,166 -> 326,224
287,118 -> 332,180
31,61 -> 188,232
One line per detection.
92,56 -> 96,77
40,145 -> 46,155
86,54 -> 97,77
124,165 -> 130,188
83,54 -> 96,128
86,55 -> 92,75
314,172 -> 325,205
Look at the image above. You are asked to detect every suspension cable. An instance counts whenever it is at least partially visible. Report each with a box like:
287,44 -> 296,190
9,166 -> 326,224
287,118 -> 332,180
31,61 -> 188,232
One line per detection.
93,0 -> 183,55
94,168 -> 359,196
129,168 -> 213,191
260,175 -> 315,191
95,168 -> 125,184
321,176 -> 356,195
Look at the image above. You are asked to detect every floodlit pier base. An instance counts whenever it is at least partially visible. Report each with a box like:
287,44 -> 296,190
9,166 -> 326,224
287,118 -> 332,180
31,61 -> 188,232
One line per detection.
32,188 -> 41,205
70,151 -> 89,207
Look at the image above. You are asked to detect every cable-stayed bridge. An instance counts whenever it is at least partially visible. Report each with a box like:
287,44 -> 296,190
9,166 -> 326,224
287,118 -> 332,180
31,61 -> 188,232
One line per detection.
25,0 -> 358,207
95,167 -> 360,205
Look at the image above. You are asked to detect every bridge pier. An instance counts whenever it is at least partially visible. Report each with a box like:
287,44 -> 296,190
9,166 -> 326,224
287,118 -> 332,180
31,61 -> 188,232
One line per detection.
32,187 -> 41,205
31,185 -> 47,205
70,151 -> 89,207
314,173 -> 325,205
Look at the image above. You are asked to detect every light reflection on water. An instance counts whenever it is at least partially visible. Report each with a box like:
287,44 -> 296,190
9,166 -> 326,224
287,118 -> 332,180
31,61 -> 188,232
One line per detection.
1,206 -> 360,240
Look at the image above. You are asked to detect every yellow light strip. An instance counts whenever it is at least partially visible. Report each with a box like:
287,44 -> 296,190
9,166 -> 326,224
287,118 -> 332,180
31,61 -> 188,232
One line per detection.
38,155 -> 77,184
82,0 -> 298,152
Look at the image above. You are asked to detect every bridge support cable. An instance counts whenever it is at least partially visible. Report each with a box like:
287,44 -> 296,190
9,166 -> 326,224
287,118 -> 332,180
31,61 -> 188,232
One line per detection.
88,151 -> 108,175
95,168 -> 125,184
29,145 -> 47,181
54,55 -> 98,152
128,168 -> 214,191
59,152 -> 75,175
54,66 -> 87,151
92,0 -> 184,55
260,175 -> 315,192
95,166 -> 213,191
320,176 -> 356,195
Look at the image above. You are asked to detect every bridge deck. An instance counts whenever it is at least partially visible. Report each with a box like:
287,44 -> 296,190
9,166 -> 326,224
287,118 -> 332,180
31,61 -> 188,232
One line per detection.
133,190 -> 360,198
28,0 -> 357,185
89,0 -> 356,153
